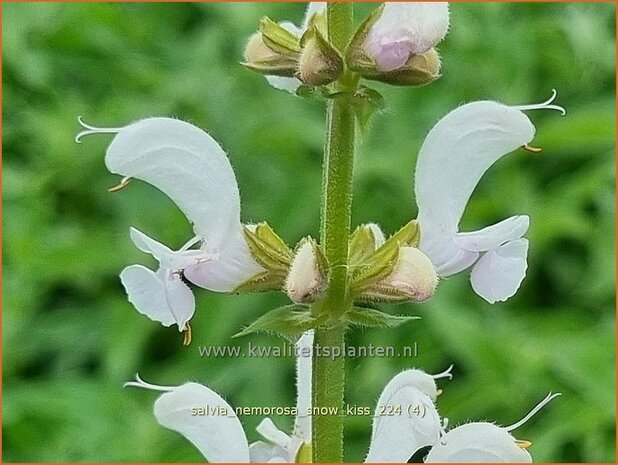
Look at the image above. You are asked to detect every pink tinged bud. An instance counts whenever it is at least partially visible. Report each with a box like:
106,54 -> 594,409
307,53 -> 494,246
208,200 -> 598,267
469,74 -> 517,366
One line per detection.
364,2 -> 449,72
285,238 -> 327,303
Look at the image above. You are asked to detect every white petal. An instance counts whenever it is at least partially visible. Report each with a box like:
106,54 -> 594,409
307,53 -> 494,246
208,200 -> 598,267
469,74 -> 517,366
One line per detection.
105,118 -> 241,252
416,101 -> 535,274
130,227 -> 205,270
265,75 -> 302,94
436,247 -> 479,277
301,2 -> 327,30
425,423 -> 532,463
454,216 -> 529,252
256,418 -> 292,450
183,227 -> 263,292
154,382 -> 250,462
367,223 -> 386,249
365,2 -> 449,72
365,370 -> 441,462
470,238 -> 529,303
294,331 -> 313,442
249,441 -> 288,463
120,265 -> 194,331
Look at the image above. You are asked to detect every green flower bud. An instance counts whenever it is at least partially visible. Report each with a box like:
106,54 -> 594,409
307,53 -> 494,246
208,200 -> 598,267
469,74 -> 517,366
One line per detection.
298,27 -> 344,87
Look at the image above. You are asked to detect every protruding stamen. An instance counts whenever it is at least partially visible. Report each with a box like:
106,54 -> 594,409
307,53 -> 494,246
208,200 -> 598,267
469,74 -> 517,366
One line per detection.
108,176 -> 131,192
123,373 -> 177,392
75,116 -> 123,143
436,389 -> 443,396
523,144 -> 543,153
179,236 -> 202,252
505,392 -> 562,432
183,322 -> 193,346
515,440 -> 532,449
432,364 -> 454,380
513,89 -> 566,115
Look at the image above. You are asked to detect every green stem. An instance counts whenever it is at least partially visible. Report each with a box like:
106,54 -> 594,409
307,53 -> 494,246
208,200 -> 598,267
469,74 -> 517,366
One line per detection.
312,3 -> 356,463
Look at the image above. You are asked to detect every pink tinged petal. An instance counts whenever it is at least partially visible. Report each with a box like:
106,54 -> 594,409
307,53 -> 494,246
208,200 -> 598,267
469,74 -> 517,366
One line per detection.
364,2 -> 449,72
294,331 -> 313,442
424,423 -> 532,463
105,118 -> 241,253
153,382 -> 250,463
454,215 -> 530,253
183,228 -> 263,292
415,101 -> 535,274
129,227 -> 205,270
365,370 -> 441,463
120,265 -> 194,331
470,239 -> 529,303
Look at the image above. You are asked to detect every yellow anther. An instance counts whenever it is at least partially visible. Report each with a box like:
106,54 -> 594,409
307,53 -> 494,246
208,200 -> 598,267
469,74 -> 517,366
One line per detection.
436,389 -> 443,396
108,177 -> 131,192
515,440 -> 532,449
523,144 -> 543,153
182,322 -> 192,346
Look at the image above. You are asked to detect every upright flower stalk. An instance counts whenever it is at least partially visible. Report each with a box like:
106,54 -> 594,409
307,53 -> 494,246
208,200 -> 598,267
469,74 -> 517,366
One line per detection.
312,3 -> 356,462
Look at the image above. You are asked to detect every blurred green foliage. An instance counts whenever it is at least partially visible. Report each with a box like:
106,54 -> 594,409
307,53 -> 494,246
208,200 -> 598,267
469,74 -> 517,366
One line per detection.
3,2 -> 616,462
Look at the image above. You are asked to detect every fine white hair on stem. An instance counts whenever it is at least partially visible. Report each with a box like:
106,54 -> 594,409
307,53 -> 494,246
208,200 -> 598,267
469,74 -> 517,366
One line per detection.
123,373 -> 178,392
75,116 -> 123,143
513,89 -> 566,115
432,364 -> 454,380
505,392 -> 562,432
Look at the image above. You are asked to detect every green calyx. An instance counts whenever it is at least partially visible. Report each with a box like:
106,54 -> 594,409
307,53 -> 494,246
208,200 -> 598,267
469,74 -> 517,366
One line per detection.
233,222 -> 293,293
349,220 -> 420,296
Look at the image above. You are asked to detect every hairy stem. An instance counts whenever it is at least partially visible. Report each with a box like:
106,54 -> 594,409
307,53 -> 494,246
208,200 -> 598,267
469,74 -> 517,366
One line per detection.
312,3 -> 356,463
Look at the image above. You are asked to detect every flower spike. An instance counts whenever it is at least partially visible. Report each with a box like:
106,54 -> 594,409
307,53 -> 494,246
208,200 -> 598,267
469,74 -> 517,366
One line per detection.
75,116 -> 123,143
514,89 -> 566,115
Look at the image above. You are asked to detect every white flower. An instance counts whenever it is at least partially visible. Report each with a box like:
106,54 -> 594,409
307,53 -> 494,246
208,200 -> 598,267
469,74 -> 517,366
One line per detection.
425,393 -> 562,463
265,2 -> 326,93
364,2 -> 449,72
365,366 -> 452,462
365,369 -> 560,463
76,117 -> 263,334
415,91 -> 566,303
124,331 -> 314,463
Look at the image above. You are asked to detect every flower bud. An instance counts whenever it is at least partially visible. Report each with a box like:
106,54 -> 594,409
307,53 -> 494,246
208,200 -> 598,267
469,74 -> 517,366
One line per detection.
298,28 -> 343,86
364,3 -> 449,72
285,237 -> 328,303
359,247 -> 438,303
243,32 -> 299,78
347,2 -> 448,86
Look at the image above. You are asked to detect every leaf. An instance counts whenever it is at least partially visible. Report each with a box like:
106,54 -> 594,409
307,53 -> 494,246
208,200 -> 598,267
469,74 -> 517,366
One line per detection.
346,306 -> 420,328
233,304 -> 327,340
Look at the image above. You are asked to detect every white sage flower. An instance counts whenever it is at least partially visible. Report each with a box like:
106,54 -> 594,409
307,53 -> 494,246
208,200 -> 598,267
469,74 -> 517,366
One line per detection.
365,365 -> 453,462
264,2 -> 326,93
124,331 -> 314,463
425,392 -> 561,463
415,91 -> 566,303
364,2 -> 449,72
76,117 -> 263,336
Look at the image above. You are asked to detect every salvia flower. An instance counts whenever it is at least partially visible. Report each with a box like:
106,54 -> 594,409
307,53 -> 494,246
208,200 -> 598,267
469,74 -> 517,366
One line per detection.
365,367 -> 560,463
364,2 -> 450,72
365,366 -> 452,462
124,331 -> 314,463
415,91 -> 566,303
76,117 -> 264,338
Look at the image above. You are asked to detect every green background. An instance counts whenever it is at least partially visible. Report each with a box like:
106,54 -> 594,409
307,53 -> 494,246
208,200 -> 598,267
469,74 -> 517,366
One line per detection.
3,2 -> 616,462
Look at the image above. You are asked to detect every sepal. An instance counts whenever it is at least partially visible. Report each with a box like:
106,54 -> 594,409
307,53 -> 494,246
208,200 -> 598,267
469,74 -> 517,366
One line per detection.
298,27 -> 344,86
233,304 -> 328,341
